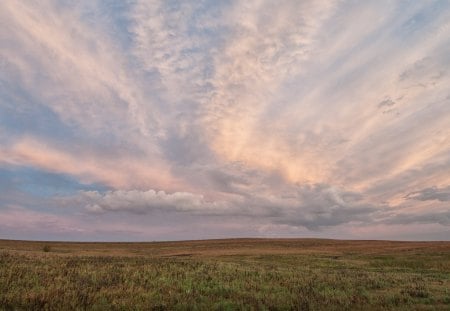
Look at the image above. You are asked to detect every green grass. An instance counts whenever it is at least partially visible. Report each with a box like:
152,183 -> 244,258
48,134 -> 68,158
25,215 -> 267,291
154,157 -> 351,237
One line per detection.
0,239 -> 449,310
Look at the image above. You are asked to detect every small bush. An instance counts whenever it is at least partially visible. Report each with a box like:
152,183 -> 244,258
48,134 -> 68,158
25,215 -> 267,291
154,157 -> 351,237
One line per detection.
402,283 -> 430,299
42,245 -> 51,252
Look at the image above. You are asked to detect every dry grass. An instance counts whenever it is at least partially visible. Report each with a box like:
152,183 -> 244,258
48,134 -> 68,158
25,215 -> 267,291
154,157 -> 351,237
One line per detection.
1,238 -> 449,310
2,238 -> 448,257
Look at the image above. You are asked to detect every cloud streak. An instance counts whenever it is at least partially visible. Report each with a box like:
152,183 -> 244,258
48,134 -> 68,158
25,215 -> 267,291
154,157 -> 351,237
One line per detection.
406,186 -> 450,202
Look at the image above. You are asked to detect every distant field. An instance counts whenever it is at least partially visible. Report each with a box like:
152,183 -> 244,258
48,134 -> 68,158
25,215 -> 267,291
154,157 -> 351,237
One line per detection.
1,238 -> 449,310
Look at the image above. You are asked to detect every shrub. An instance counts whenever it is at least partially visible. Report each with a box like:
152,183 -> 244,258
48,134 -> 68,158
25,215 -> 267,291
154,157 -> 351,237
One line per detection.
42,245 -> 51,252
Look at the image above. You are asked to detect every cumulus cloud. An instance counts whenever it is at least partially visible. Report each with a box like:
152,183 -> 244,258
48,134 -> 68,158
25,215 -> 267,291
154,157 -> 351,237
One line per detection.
76,189 -> 229,214
275,185 -> 378,229
61,181 -> 449,232
61,184 -> 382,231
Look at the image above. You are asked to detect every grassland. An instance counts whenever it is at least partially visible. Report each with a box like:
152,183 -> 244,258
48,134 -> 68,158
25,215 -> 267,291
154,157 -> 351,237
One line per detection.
1,238 -> 449,310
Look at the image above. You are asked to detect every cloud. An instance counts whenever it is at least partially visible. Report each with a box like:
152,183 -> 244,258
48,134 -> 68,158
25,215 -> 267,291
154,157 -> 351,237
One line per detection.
63,184 -> 381,230
62,182 -> 450,232
0,1 -> 164,142
269,185 -> 379,229
75,189 -> 229,215
1,1 -> 450,240
406,186 -> 450,202
0,137 -> 182,191
386,211 -> 450,226
200,0 -> 339,182
0,205 -> 86,235
0,205 -> 171,241
378,97 -> 396,108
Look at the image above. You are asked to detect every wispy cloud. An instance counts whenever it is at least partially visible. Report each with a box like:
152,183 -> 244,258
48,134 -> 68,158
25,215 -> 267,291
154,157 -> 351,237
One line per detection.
0,137 -> 180,190
406,186 -> 450,202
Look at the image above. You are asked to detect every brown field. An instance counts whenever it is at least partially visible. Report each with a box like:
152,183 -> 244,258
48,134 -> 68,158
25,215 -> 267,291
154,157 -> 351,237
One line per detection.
1,238 -> 449,310
2,238 -> 449,257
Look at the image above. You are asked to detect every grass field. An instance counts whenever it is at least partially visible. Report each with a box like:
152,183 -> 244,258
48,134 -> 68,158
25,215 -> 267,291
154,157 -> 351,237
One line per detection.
1,238 -> 449,310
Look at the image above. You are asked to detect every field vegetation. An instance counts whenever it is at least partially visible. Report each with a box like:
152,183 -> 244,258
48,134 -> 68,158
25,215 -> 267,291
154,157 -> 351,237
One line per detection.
1,238 -> 449,310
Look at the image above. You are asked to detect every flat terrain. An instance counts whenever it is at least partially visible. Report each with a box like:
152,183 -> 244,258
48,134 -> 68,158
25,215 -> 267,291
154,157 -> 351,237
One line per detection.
1,238 -> 449,310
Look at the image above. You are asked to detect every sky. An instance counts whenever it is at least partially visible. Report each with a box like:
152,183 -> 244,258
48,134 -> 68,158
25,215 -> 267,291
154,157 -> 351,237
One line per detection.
0,0 -> 449,241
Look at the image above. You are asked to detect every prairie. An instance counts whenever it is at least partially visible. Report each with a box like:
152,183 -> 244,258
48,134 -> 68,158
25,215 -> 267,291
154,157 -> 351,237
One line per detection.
1,238 -> 449,310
